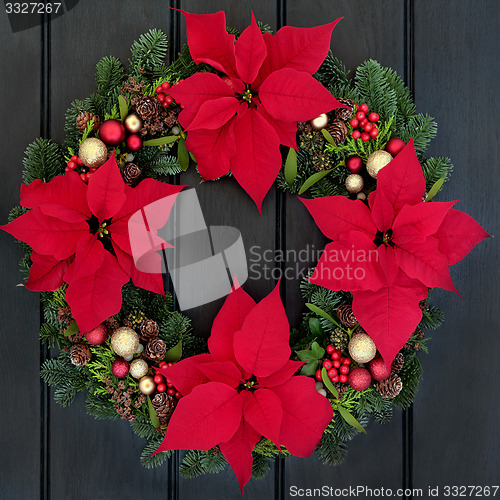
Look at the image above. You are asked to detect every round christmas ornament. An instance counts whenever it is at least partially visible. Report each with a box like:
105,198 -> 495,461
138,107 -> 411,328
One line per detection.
348,332 -> 377,363
369,356 -> 391,381
138,375 -> 155,395
99,119 -> 126,146
346,155 -> 363,174
385,137 -> 406,157
129,358 -> 149,379
111,358 -> 130,378
124,113 -> 142,133
110,327 -> 139,358
366,150 -> 393,178
348,367 -> 372,391
310,113 -> 329,130
84,323 -> 108,345
126,134 -> 143,152
78,138 -> 108,169
345,173 -> 364,194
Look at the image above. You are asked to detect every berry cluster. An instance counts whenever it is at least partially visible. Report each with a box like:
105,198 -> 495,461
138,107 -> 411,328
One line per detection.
65,154 -> 95,183
155,81 -> 176,108
155,361 -> 182,399
350,103 -> 380,142
315,344 -> 352,384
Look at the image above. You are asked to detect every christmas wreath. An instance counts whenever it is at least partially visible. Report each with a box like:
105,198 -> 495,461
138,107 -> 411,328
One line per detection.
1,10 -> 489,493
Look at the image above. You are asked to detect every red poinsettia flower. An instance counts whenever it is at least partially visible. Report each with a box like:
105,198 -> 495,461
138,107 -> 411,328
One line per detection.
155,282 -> 333,492
301,140 -> 489,369
1,156 -> 184,333
169,10 -> 346,212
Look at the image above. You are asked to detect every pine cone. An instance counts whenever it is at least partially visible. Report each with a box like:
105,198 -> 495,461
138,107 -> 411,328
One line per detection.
311,150 -> 336,172
123,310 -> 147,329
121,163 -> 141,186
57,306 -> 73,324
337,304 -> 357,328
419,300 -> 429,312
144,339 -> 166,362
134,95 -> 161,120
70,343 -> 91,366
67,333 -> 81,344
151,393 -> 176,424
333,97 -> 354,121
326,119 -> 348,145
375,372 -> 403,398
333,383 -> 349,399
391,353 -> 404,373
140,319 -> 159,342
330,328 -> 349,351
105,316 -> 120,333
76,112 -> 101,133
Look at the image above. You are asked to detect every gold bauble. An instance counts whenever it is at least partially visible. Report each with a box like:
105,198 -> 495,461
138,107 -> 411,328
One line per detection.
78,138 -> 108,169
366,150 -> 393,179
357,192 -> 367,201
110,327 -> 139,358
345,174 -> 364,194
138,376 -> 155,395
130,358 -> 149,379
310,113 -> 329,130
124,114 -> 142,133
348,332 -> 377,363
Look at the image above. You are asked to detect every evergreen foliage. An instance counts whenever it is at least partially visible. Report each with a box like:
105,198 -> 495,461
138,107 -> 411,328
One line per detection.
95,56 -> 125,98
22,138 -> 65,184
179,449 -> 228,478
140,436 -> 170,468
422,157 -> 454,190
129,29 -> 168,78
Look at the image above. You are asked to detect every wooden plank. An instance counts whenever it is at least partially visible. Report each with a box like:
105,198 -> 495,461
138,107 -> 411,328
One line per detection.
413,0 -> 500,489
285,0 -> 406,492
48,2 -> 173,498
0,14 -> 42,500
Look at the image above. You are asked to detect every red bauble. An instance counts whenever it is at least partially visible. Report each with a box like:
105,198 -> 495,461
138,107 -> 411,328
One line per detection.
84,323 -> 108,345
126,134 -> 143,152
112,359 -> 130,378
385,137 -> 406,157
99,119 -> 126,146
369,356 -> 391,381
348,367 -> 372,391
346,155 -> 363,174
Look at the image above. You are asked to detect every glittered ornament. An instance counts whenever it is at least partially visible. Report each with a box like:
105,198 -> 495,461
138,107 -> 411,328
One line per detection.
126,134 -> 143,152
345,174 -> 364,194
348,332 -> 377,363
130,358 -> 149,379
112,358 -> 130,378
369,356 -> 390,381
385,137 -> 406,157
310,113 -> 328,130
346,155 -> 363,174
99,119 -> 126,146
357,192 -> 366,201
366,150 -> 393,179
124,114 -> 142,133
138,375 -> 155,395
78,138 -> 108,169
84,323 -> 108,345
110,327 -> 139,358
348,367 -> 371,391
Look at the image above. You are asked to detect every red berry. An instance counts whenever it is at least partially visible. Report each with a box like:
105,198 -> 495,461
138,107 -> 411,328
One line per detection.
165,95 -> 174,105
364,122 -> 374,133
356,111 -> 365,121
350,118 -> 359,128
360,118 -> 368,127
67,160 -> 77,170
354,104 -> 359,111
153,374 -> 163,384
370,128 -> 379,138
343,358 -> 351,366
326,345 -> 335,355
333,360 -> 341,369
156,86 -> 162,94
332,375 -> 340,383
327,368 -> 337,379
167,362 -> 173,367
359,104 -> 369,113
157,93 -> 165,102
166,380 -> 174,388
64,167 -> 70,173
315,370 -> 323,381
352,130 -> 361,139
331,351 -> 341,360
167,388 -> 175,396
89,167 -> 97,173
159,361 -> 168,368
323,359 -> 333,370
76,157 -> 84,166
174,391 -> 182,399
80,173 -> 87,182
70,155 -> 78,161
340,365 -> 350,375
161,82 -> 171,91
361,132 -> 370,142
162,102 -> 170,108
157,383 -> 167,393
368,112 -> 379,122
339,374 -> 348,384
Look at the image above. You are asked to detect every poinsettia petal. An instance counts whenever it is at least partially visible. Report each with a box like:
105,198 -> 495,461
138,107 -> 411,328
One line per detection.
198,361 -> 242,388
155,354 -> 214,396
270,376 -> 333,457
370,188 -> 395,233
241,389 -> 282,447
233,281 -> 290,377
156,382 -> 242,452
375,245 -> 400,285
87,155 -> 126,221
208,284 -> 256,364
300,196 -> 377,241
352,271 -> 428,371
376,139 -> 426,215
259,68 -> 346,122
25,252 -> 70,291
257,105 -> 298,150
230,107 -> 282,212
185,121 -> 235,181
235,12 -> 267,84
178,10 -> 238,77
187,96 -> 239,131
219,418 -> 261,494
39,203 -> 89,224
257,359 -> 304,387
434,208 -> 491,265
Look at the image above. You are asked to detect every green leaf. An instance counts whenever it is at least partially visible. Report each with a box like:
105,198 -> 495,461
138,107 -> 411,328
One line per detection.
164,341 -> 182,363
147,395 -> 160,428
305,303 -> 340,327
298,169 -> 333,195
118,95 -> 128,122
284,147 -> 297,185
64,320 -> 79,337
177,136 -> 190,171
296,349 -> 318,362
337,405 -> 367,434
425,177 -> 444,202
310,341 -> 325,359
300,359 -> 319,377
308,317 -> 322,337
321,367 -> 339,399
143,135 -> 179,147
321,128 -> 335,145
